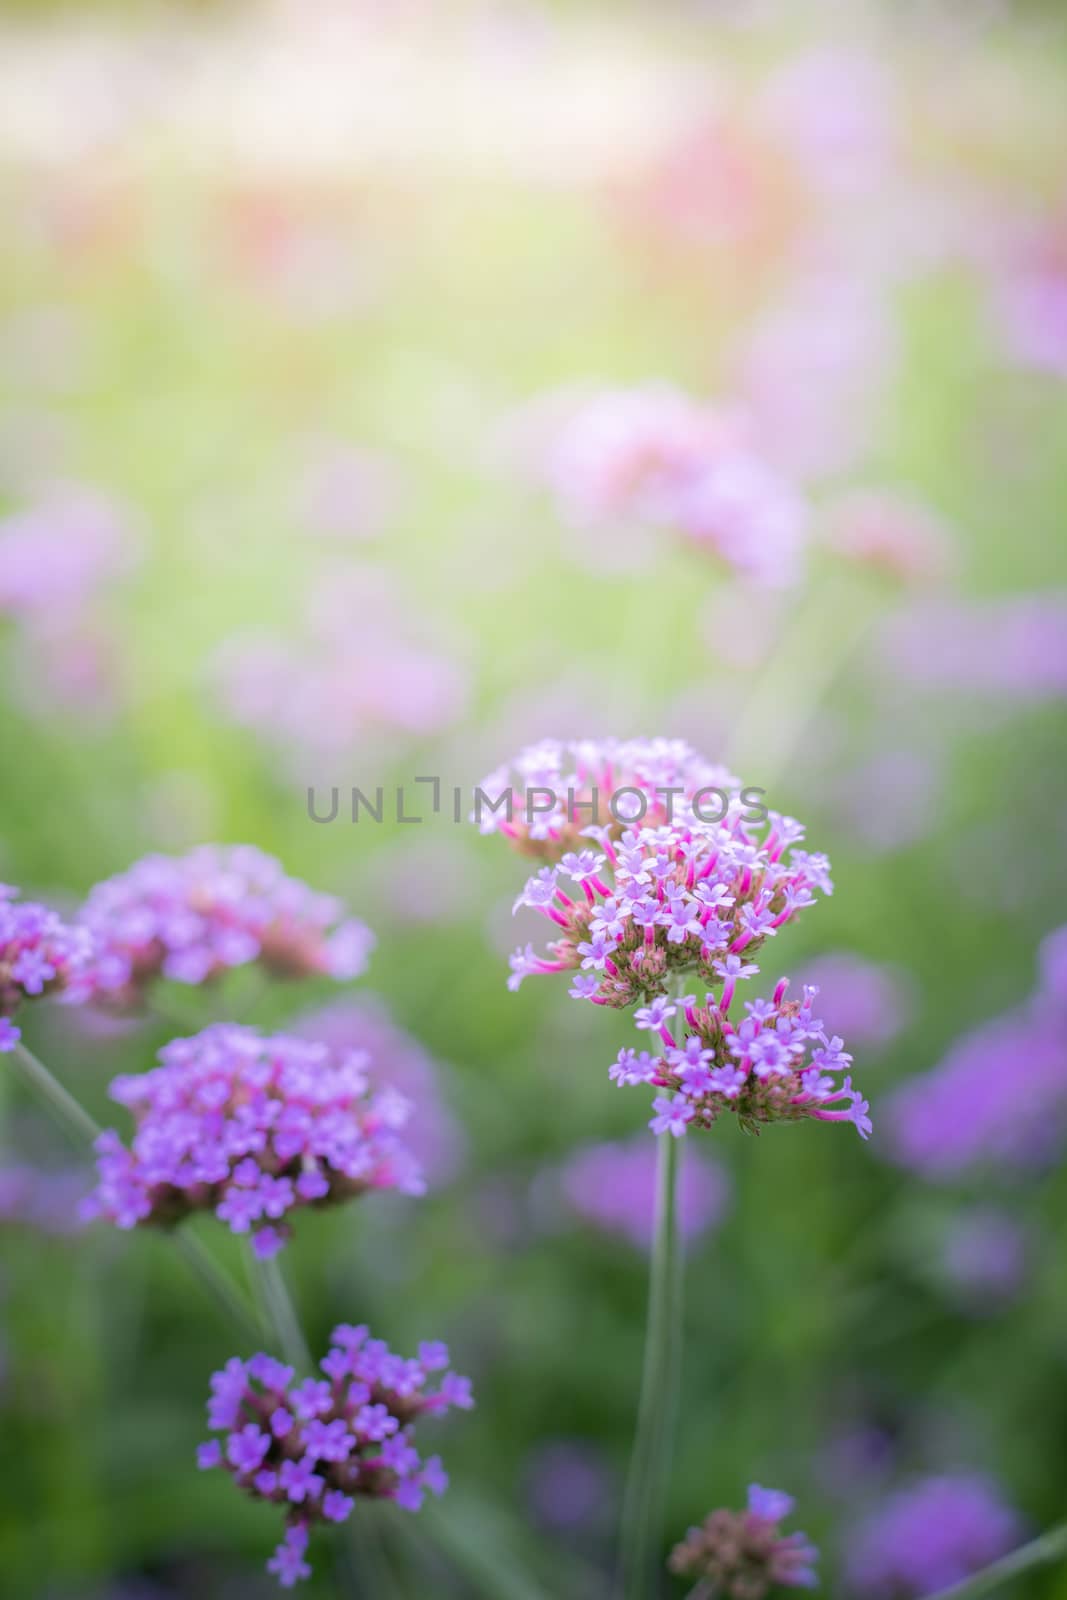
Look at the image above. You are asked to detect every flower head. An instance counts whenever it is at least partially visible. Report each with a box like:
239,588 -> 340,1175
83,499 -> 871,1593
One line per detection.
83,1024 -> 423,1252
668,1483 -> 819,1595
486,756 -> 830,1009
70,845 -> 374,1007
612,982 -> 867,1141
0,885 -> 93,1048
199,1325 -> 473,1586
474,736 -> 741,860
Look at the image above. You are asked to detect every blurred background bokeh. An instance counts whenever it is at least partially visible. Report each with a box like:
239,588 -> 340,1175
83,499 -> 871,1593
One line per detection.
2,1 -> 1067,1595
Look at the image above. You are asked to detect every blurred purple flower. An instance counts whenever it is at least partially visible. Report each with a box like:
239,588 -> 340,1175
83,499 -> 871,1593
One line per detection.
940,1206 -> 1030,1310
214,566 -> 467,761
844,1474 -> 1023,1597
83,1024 -> 424,1254
0,884 -> 93,1049
0,485 -> 137,620
293,995 -> 465,1184
796,952 -> 915,1050
832,748 -> 941,855
886,929 -> 1067,1177
759,47 -> 896,199
524,1439 -> 615,1534
880,594 -> 1067,702
71,844 -> 374,1008
556,1136 -> 729,1251
991,206 -> 1067,377
0,1162 -> 89,1235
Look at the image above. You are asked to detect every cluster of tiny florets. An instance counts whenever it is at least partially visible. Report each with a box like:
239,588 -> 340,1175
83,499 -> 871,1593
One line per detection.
199,1326 -> 473,1587
612,982 -> 869,1140
69,844 -> 374,1006
669,1484 -> 819,1597
507,810 -> 832,1008
0,885 -> 94,1051
82,1025 -> 424,1257
475,736 -> 742,859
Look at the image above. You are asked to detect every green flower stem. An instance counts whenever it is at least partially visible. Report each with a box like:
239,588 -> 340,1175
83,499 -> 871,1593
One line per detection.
617,1124 -> 684,1600
9,1039 -> 261,1339
925,1522 -> 1067,1600
248,1250 -> 313,1372
723,571 -> 883,788
249,1251 -> 400,1600
11,1039 -> 101,1145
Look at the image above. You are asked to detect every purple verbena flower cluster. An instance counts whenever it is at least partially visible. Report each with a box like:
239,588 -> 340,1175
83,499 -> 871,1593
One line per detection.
612,980 -> 869,1140
83,1024 -> 424,1257
668,1484 -> 819,1595
69,845 -> 374,1007
0,884 -> 93,1051
507,808 -> 832,1008
843,1474 -> 1022,1598
475,736 -> 741,859
198,1325 -> 473,1587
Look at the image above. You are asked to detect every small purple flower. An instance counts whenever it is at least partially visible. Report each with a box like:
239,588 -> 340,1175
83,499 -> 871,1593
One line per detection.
202,1326 -> 473,1587
267,1525 -> 312,1589
670,1482 -> 818,1594
650,1095 -> 695,1138
227,1424 -> 271,1476
635,996 -> 677,1031
278,1457 -> 324,1504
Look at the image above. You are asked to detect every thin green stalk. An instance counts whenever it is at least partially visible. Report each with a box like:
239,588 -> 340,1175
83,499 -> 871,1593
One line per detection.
249,1251 -> 312,1372
249,1251 -> 399,1600
925,1521 -> 1067,1600
723,571 -> 882,789
11,1040 -> 102,1145
617,1126 -> 684,1600
171,1232 -> 264,1342
9,1040 -> 261,1338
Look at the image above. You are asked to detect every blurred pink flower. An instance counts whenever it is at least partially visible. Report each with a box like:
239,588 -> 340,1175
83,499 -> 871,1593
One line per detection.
214,565 -> 467,762
759,48 -> 896,200
991,204 -> 1067,377
0,485 -> 137,620
540,384 -> 807,585
823,489 -> 957,586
